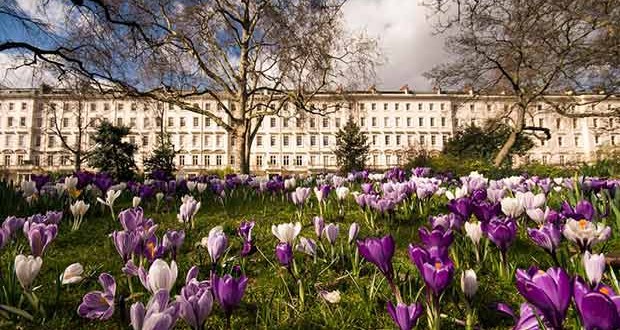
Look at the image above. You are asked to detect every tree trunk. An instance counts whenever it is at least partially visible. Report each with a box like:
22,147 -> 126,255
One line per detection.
493,104 -> 526,166
74,153 -> 82,172
232,125 -> 250,174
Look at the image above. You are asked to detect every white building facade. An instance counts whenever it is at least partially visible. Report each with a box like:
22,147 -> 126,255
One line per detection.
0,88 -> 618,178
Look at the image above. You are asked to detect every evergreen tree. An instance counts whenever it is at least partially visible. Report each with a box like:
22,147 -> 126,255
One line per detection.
334,117 -> 370,173
443,120 -> 535,165
144,132 -> 177,180
88,121 -> 137,181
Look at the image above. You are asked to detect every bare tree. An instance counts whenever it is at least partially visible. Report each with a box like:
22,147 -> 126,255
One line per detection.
44,80 -> 99,171
424,0 -> 620,166
1,0 -> 379,173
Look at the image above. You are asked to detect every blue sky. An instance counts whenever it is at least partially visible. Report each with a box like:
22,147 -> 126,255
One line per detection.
0,0 -> 447,90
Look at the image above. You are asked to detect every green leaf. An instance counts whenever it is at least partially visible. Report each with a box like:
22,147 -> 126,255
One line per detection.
0,304 -> 34,321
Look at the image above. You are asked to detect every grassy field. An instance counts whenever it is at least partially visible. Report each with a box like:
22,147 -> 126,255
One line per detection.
0,179 -> 618,329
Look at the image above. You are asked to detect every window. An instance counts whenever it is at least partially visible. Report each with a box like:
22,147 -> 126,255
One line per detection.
595,135 -> 600,145
442,135 -> 448,145
323,135 -> 329,146
384,117 -> 389,127
168,117 -> 174,127
4,155 -> 10,166
612,135 -> 616,146
593,118 -> 598,128
538,118 -> 544,127
407,117 -> 412,127
360,117 -> 365,127
8,103 -> 14,111
429,103 -> 434,111
256,155 -> 263,166
20,117 -> 26,127
310,135 -> 316,146
204,155 -> 210,166
270,135 -> 276,146
193,117 -> 199,127
130,117 -> 137,127
156,117 -> 162,127
384,135 -> 390,146
430,118 -> 435,127
419,135 -> 425,145
142,136 -> 149,147
558,137 -> 563,147
556,118 -> 561,129
574,136 -> 579,147
192,135 -> 198,147
204,135 -> 211,146
48,136 -> 55,147
205,118 -> 211,126
559,155 -> 565,165
216,155 -> 222,166
216,135 -> 222,147
296,118 -> 302,128
131,103 -> 137,111
371,103 -> 376,110
192,155 -> 199,165
440,103 -> 445,111
395,117 -> 400,127
47,155 -> 53,166
35,118 -> 42,128
431,135 -> 436,146
256,136 -> 263,146
372,135 -> 377,146
32,155 -> 39,166
322,117 -> 329,128
18,135 -> 24,146
7,117 -> 13,127
283,118 -> 289,128
309,118 -> 316,128
418,103 -> 422,110
283,135 -> 289,146
35,135 -> 41,147
371,117 -> 377,127
116,118 -> 123,126
396,135 -> 401,145
406,103 -> 411,111
269,155 -> 277,165
283,155 -> 290,166
104,103 -> 110,111
117,103 -> 124,111
441,117 -> 446,127
395,103 -> 399,111
295,155 -> 303,166
296,135 -> 302,146
418,117 -> 424,126
180,117 -> 186,127
335,118 -> 341,128
144,118 -> 150,128
270,117 -> 276,127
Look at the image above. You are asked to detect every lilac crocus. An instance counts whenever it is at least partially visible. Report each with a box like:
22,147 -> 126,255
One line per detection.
386,301 -> 423,330
177,267 -> 213,330
527,222 -> 562,259
77,273 -> 116,320
408,245 -> 454,296
119,207 -> 146,231
237,221 -> 255,257
290,187 -> 311,207
163,230 -> 185,260
515,267 -> 571,329
111,230 -> 140,262
484,216 -> 517,253
356,235 -> 395,280
313,216 -> 325,238
348,222 -> 360,244
142,233 -> 166,263
275,242 -> 294,267
322,223 -> 339,245
206,226 -> 228,264
212,273 -> 248,316
3,216 -> 25,236
130,289 -> 180,330
26,222 -> 58,257
573,276 -> 620,330
313,185 -> 331,204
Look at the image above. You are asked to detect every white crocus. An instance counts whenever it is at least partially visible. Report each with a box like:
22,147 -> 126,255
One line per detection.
335,186 -> 350,201
500,196 -> 524,218
271,222 -> 302,244
526,207 -> 545,225
21,181 -> 37,197
461,269 -> 478,299
516,191 -> 546,210
147,259 -> 178,293
64,176 -> 78,191
583,252 -> 606,286
563,219 -> 611,251
196,183 -> 208,193
186,181 -> 197,192
156,192 -> 164,202
464,221 -> 483,246
284,178 -> 297,190
132,196 -> 141,208
97,189 -> 121,207
15,254 -> 43,290
70,200 -> 90,231
60,263 -> 84,285
319,290 -> 341,304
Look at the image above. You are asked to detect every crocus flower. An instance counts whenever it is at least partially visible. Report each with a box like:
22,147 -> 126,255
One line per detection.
335,186 -> 350,200
132,196 -> 141,208
177,195 -> 201,227
573,276 -> 620,330
275,242 -> 294,267
70,200 -> 90,218
130,289 -> 180,330
348,223 -> 360,244
271,222 -> 302,245
517,191 -> 546,210
583,252 -> 606,286
357,235 -> 395,280
408,245 -> 454,296
313,216 -> 324,239
77,273 -> 116,320
515,267 -> 571,329
418,226 -> 453,259
139,259 -> 178,293
323,223 -> 339,245
163,230 -> 185,260
212,273 -> 248,316
314,185 -> 331,203
118,207 -> 146,232
461,269 -> 478,299
561,200 -> 596,221
237,221 -> 255,244
496,302 -> 549,330
485,216 -> 517,253
501,197 -> 524,218
296,237 -> 317,256
3,216 -> 25,236
61,262 -> 84,285
123,260 -> 139,277
205,226 -> 227,264
447,197 -> 473,222
386,301 -> 423,330
319,290 -> 341,304
563,219 -> 611,252
26,222 -> 58,257
14,254 -> 42,289
111,230 -> 140,262
464,221 -> 483,246
97,189 -> 121,208
176,267 -> 213,330
291,187 -> 311,206
142,233 -> 166,263
527,222 -> 562,256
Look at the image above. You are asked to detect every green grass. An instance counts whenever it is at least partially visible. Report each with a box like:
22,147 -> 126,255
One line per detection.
0,187 -> 618,329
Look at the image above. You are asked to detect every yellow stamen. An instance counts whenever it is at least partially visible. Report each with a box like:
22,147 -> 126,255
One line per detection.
146,242 -> 156,258
578,219 -> 588,230
434,262 -> 442,270
599,287 -> 610,295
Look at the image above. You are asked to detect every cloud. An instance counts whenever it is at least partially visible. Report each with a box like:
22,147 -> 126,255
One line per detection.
343,0 -> 447,90
0,53 -> 56,88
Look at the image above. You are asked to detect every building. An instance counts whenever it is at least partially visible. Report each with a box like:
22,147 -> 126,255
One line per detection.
0,87 -> 618,179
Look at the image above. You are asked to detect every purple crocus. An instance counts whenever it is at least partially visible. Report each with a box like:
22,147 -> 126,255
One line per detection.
573,276 -> 620,330
176,267 -> 213,330
212,273 -> 248,317
130,288 -> 180,330
484,216 -> 517,253
561,200 -> 596,221
119,207 -> 146,232
111,230 -> 140,262
275,242 -> 294,267
77,273 -> 116,320
313,216 -> 325,239
386,301 -> 423,330
408,245 -> 454,296
25,222 -> 58,257
3,216 -> 25,236
237,221 -> 255,257
447,197 -> 473,222
515,267 -> 571,329
356,235 -> 395,280
142,233 -> 166,263
527,222 -> 562,261
163,230 -> 185,260
496,302 -> 549,330
418,226 -> 453,259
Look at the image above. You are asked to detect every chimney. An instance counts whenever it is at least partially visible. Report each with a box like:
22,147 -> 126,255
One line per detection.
432,85 -> 441,94
368,84 -> 377,94
400,84 -> 410,94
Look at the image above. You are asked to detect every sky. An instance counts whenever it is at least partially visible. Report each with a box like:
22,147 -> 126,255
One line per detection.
0,0 -> 447,90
